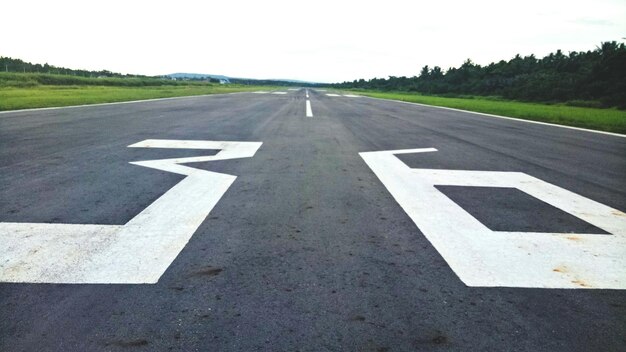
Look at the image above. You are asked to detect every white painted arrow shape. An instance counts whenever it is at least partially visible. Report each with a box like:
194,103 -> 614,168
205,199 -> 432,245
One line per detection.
0,139 -> 262,284
360,148 -> 626,289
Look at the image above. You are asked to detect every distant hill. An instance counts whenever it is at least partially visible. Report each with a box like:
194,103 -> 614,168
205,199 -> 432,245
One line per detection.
165,73 -> 323,86
166,73 -> 230,82
232,77 -> 319,84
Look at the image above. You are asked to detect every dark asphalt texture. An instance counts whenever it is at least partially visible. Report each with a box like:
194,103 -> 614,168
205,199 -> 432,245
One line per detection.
1,90 -> 625,351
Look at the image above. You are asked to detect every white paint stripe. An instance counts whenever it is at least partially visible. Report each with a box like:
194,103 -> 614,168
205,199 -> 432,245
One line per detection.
326,93 -> 341,97
271,91 -> 287,95
129,139 -> 258,152
360,148 -> 626,289
362,96 -> 625,138
343,94 -> 361,98
0,92 -> 249,114
253,91 -> 269,94
306,100 -> 313,117
0,139 -> 262,284
287,88 -> 299,91
306,90 -> 309,98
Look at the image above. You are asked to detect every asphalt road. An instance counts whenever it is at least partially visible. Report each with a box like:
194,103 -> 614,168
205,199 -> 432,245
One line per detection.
1,89 -> 625,351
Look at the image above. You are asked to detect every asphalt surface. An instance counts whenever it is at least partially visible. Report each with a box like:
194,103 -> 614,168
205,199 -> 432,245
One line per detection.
1,89 -> 625,351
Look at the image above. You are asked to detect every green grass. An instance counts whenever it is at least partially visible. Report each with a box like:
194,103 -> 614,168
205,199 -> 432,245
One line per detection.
0,72 -> 281,111
350,90 -> 626,134
0,72 -> 225,88
0,84 -> 275,111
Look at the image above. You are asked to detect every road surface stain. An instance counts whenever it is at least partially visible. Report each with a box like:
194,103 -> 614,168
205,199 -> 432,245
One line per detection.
571,279 -> 591,287
190,266 -> 223,277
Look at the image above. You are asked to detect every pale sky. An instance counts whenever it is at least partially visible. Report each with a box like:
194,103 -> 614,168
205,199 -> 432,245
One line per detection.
2,0 -> 625,83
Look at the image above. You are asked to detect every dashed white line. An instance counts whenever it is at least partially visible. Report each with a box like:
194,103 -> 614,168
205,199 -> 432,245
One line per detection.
306,90 -> 310,98
306,100 -> 313,117
271,91 -> 287,95
324,93 -> 361,98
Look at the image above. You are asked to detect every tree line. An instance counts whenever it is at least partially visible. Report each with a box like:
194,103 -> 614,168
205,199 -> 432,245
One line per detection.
0,56 -> 142,78
332,42 -> 626,108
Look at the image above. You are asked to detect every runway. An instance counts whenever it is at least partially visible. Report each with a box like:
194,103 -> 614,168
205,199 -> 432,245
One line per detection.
1,89 -> 624,351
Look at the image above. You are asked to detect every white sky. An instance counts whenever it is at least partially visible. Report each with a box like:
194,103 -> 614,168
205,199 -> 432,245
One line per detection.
2,0 -> 625,83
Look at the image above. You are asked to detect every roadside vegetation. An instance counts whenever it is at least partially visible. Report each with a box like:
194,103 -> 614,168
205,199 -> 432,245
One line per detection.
350,90 -> 626,134
333,41 -> 626,134
0,72 -> 273,111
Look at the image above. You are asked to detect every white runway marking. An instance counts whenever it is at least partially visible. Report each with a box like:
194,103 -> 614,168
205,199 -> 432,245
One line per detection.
0,139 -> 262,284
306,90 -> 310,98
306,100 -> 313,117
271,91 -> 287,95
360,148 -> 626,289
288,88 -> 299,91
324,93 -> 360,98
253,91 -> 269,94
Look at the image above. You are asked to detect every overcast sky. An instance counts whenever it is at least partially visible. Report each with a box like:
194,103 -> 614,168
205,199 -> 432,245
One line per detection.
2,0 -> 625,83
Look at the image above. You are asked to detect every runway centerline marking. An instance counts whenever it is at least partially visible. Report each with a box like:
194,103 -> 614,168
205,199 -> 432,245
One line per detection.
360,148 -> 626,289
306,99 -> 313,117
0,139 -> 262,284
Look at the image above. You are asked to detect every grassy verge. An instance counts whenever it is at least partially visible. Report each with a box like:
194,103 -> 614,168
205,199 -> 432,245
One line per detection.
0,85 -> 276,111
350,90 -> 626,134
0,72 -> 278,111
0,85 -> 278,111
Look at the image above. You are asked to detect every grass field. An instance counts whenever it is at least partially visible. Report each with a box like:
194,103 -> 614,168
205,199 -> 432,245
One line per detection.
0,72 -> 275,111
0,85 -> 274,111
351,90 -> 626,134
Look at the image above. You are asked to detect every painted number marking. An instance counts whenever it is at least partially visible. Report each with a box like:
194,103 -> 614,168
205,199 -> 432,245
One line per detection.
0,139 -> 262,284
360,147 -> 626,289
